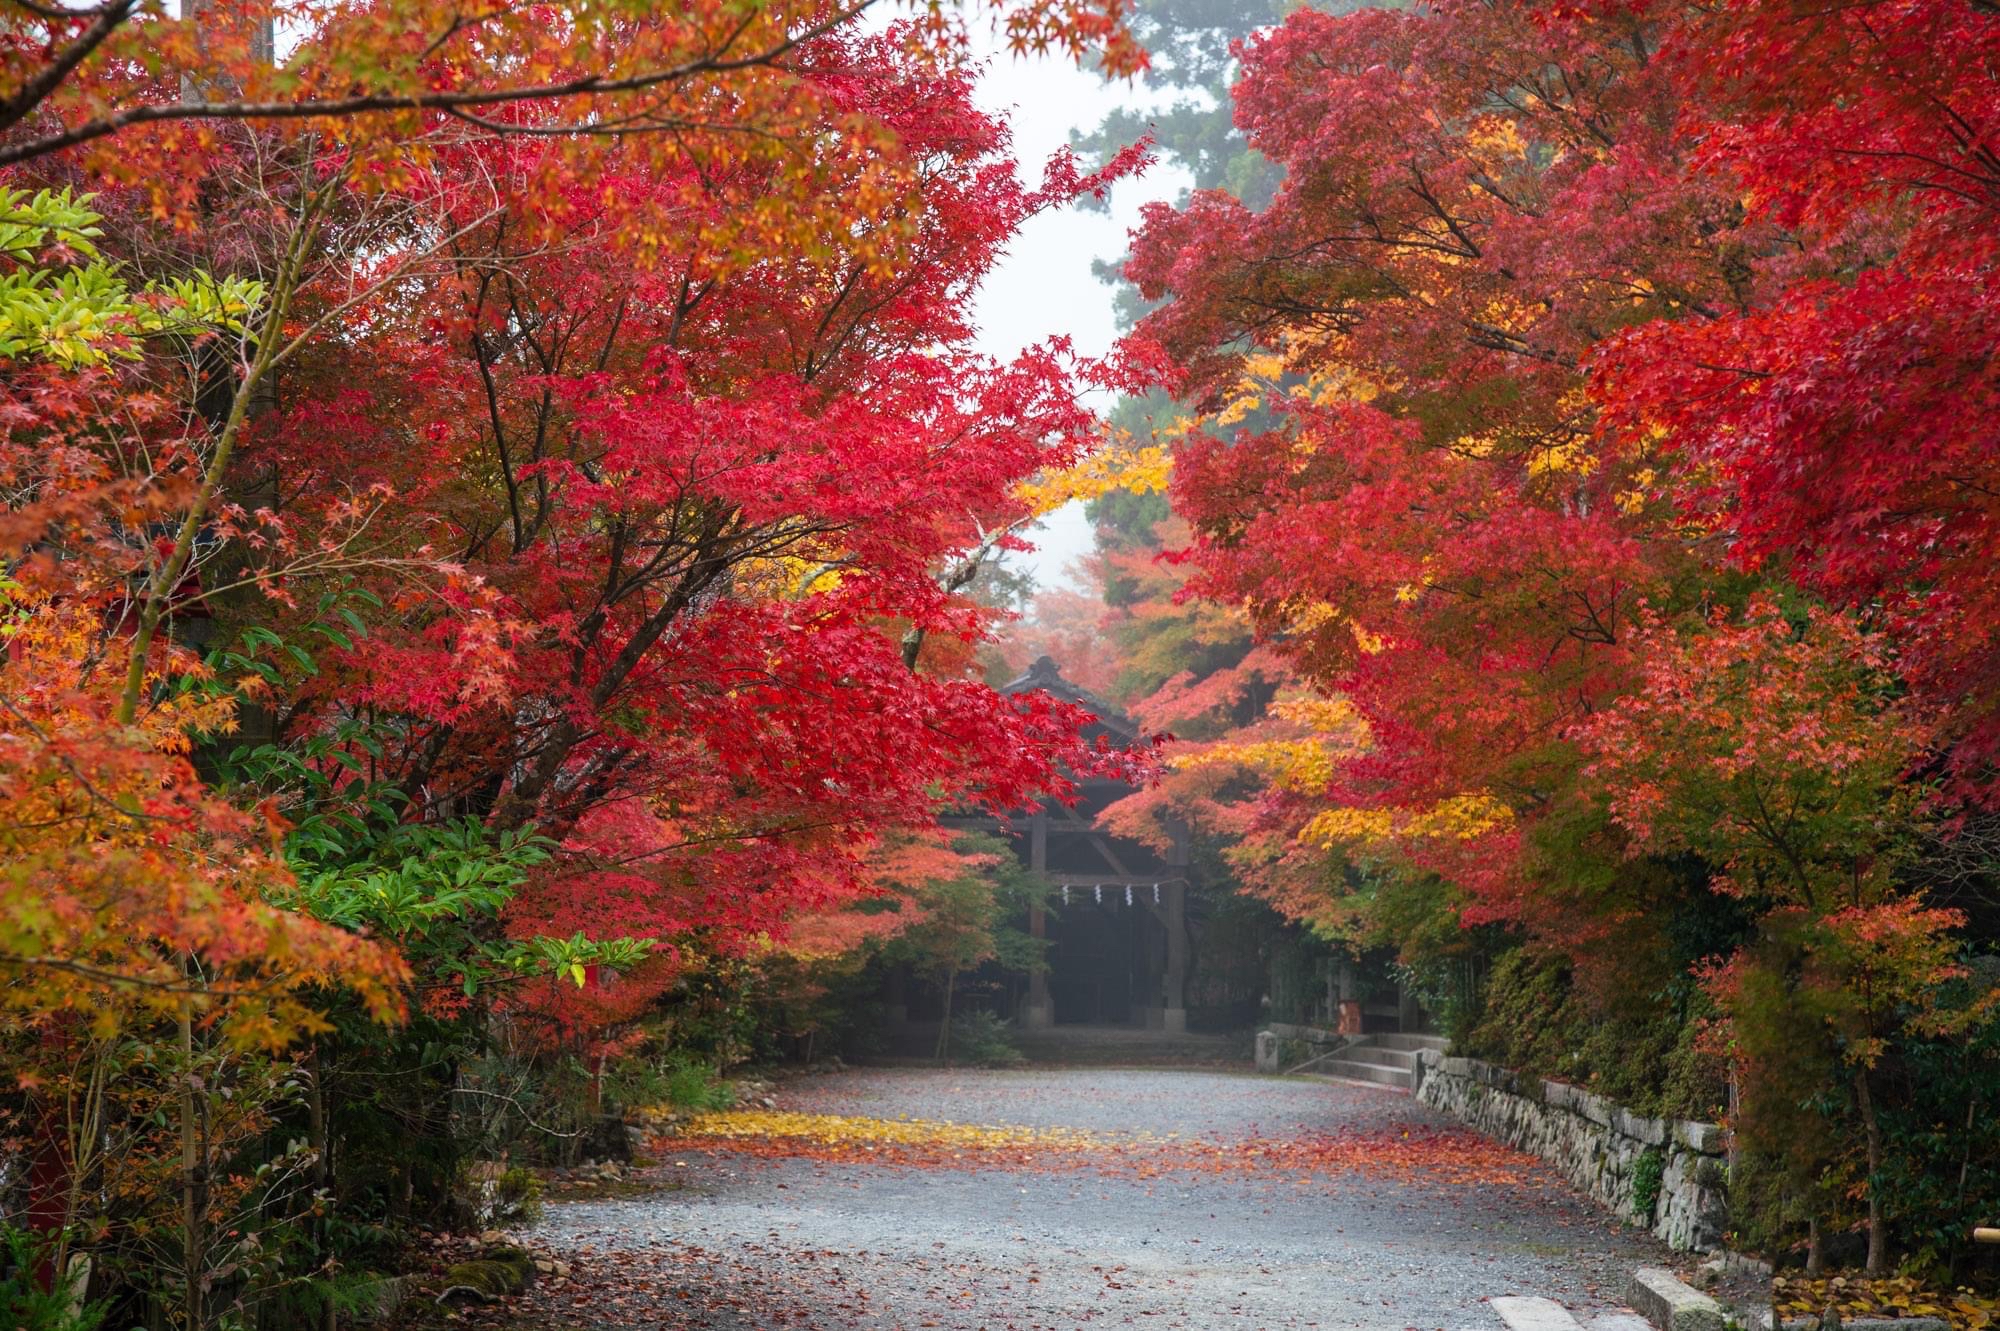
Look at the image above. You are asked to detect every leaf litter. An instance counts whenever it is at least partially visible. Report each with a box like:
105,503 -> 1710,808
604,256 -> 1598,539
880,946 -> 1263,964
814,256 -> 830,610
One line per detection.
656,1106 -> 1559,1190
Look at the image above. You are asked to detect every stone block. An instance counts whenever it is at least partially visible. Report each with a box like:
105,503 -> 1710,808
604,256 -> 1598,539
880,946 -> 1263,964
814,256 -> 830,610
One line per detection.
1628,1267 -> 1725,1331
1440,1056 -> 1474,1077
1675,1120 -> 1724,1154
1714,1250 -> 1771,1279
1575,1091 -> 1615,1128
1255,1030 -> 1279,1073
1617,1110 -> 1669,1146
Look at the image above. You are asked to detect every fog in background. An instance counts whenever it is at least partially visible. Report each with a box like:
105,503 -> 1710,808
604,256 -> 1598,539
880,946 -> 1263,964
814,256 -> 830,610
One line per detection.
961,26 -> 1194,594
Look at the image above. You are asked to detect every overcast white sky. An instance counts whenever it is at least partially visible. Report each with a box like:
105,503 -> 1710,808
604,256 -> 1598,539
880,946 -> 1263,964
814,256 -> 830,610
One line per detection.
959,29 -> 1193,593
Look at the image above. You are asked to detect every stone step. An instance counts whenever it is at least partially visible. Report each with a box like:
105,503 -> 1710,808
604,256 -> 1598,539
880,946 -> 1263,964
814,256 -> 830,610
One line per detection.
1315,1058 -> 1413,1089
1339,1044 -> 1420,1070
1373,1032 -> 1450,1052
1493,1297 -> 1587,1331
1493,1297 -> 1653,1331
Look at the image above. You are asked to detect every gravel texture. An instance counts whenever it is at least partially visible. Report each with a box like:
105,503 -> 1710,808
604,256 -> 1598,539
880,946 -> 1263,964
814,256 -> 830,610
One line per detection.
515,1067 -> 1669,1331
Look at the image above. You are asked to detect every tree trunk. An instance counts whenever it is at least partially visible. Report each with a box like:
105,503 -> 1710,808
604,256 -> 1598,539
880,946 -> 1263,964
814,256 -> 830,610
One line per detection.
934,971 -> 957,1064
308,1046 -> 335,1331
1806,1215 -> 1824,1274
1855,1067 -> 1886,1275
180,1002 -> 204,1331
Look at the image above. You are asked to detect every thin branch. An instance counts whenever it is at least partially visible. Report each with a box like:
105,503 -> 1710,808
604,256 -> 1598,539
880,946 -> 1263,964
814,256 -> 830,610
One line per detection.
0,0 -> 872,167
0,0 -> 138,136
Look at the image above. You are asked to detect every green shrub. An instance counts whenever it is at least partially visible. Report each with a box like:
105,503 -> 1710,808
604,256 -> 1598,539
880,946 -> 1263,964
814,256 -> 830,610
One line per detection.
1462,949 -> 1725,1120
945,1011 -> 1024,1067
660,1054 -> 736,1112
459,1159 -> 544,1228
0,1226 -> 104,1331
1868,992 -> 2000,1280
1632,1147 -> 1665,1221
606,1049 -> 736,1113
495,1165 -> 542,1225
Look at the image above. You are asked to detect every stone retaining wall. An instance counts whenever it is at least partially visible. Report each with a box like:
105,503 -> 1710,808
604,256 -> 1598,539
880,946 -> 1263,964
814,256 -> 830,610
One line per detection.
1415,1050 -> 1728,1252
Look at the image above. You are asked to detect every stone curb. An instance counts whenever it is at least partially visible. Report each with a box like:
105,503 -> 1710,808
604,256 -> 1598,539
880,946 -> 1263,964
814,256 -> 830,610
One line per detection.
1630,1267 -> 1726,1331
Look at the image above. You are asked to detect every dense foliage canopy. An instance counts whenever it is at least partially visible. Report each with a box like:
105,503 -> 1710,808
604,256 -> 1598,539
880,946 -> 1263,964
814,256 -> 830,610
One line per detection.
4,0 -> 1999,1311
0,1 -> 1148,1321
1086,0 -> 2000,1275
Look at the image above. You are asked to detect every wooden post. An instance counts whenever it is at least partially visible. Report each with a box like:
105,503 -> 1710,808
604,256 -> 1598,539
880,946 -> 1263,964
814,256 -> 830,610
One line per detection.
884,966 -> 909,1028
1163,819 -> 1191,1034
1023,810 -> 1054,1028
1163,881 -> 1187,1034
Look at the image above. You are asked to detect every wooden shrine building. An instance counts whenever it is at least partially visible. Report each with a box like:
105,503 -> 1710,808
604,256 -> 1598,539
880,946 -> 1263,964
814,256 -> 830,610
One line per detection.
956,656 -> 1194,1033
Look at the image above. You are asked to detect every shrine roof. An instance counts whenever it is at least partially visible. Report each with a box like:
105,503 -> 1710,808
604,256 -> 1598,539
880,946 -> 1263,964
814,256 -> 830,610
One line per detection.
999,655 -> 1139,747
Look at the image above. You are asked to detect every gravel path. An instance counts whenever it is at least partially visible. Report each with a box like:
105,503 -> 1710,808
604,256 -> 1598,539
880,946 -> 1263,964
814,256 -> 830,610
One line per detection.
514,1067 -> 1669,1331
